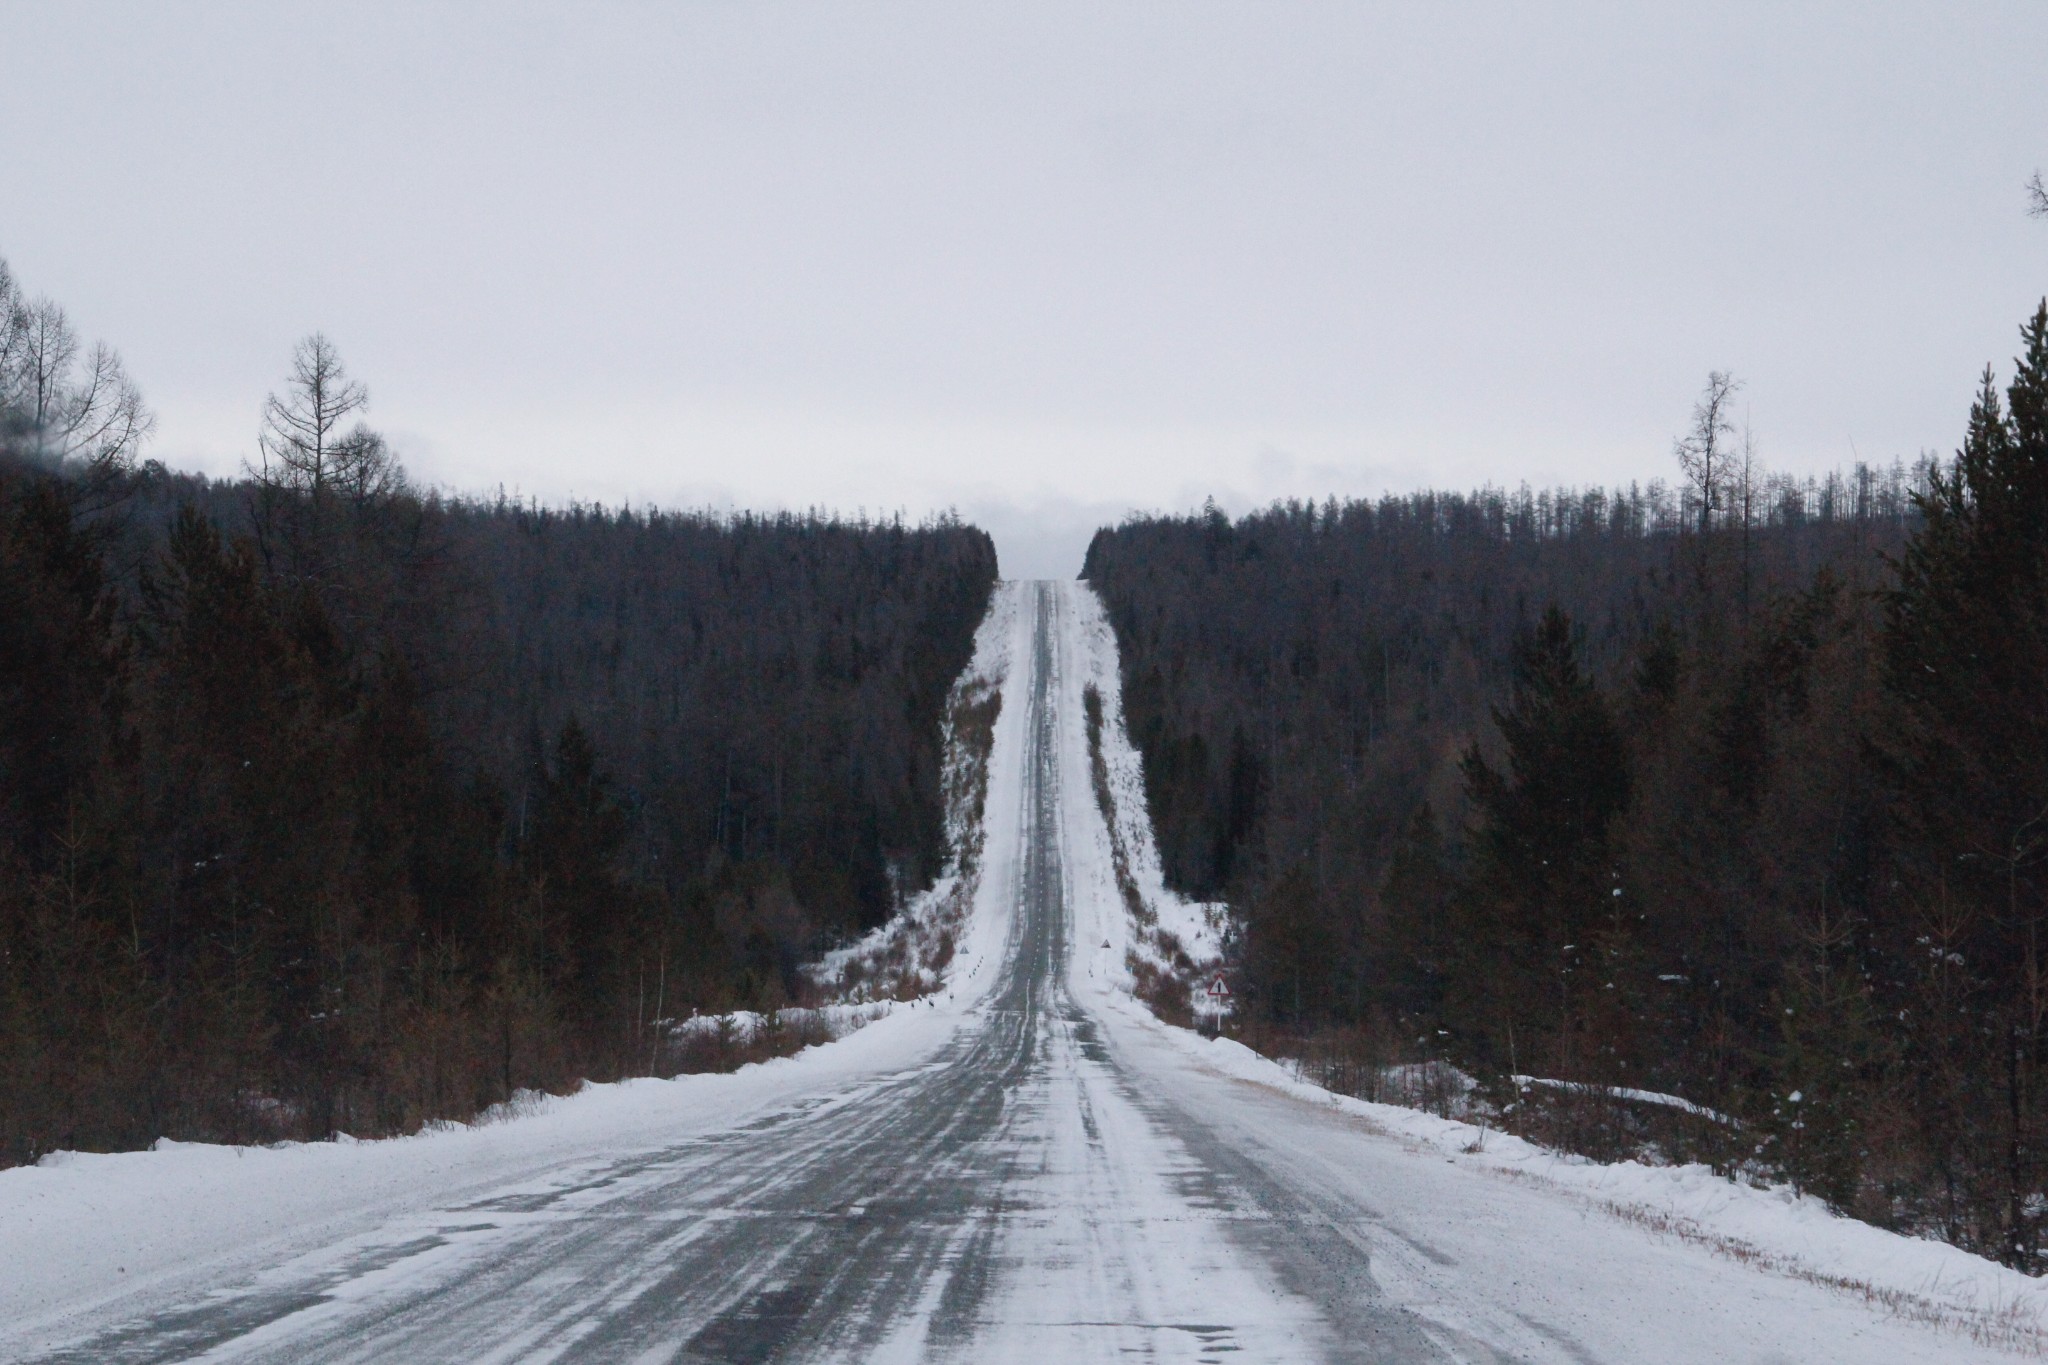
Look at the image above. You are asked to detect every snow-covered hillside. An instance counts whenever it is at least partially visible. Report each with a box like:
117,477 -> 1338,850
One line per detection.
1059,583 -> 1231,1013
810,580 -> 1023,1004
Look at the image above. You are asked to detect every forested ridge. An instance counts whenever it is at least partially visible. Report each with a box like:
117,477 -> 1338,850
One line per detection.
1086,303 -> 2048,1269
0,259 -> 997,1164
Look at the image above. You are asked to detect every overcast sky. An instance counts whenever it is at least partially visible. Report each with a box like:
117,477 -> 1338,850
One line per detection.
4,3 -> 2046,577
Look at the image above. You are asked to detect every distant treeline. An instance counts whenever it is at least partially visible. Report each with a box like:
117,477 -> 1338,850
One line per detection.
0,263 -> 996,1164
1086,305 -> 2048,1270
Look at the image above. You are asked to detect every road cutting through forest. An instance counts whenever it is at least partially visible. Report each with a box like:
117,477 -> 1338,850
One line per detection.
3,583 -> 2026,1364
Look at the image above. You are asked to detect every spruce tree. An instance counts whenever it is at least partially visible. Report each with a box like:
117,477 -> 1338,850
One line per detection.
1459,606 -> 1630,1076
1377,804 -> 1454,1026
529,718 -> 632,1023
1883,300 -> 2048,1268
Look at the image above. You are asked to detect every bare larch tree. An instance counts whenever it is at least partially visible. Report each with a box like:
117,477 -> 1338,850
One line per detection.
248,334 -> 406,590
1675,370 -> 1741,535
0,256 -> 153,479
256,333 -> 370,500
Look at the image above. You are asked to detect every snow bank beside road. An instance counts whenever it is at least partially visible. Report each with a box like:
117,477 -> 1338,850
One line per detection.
1061,582 -> 1228,994
811,580 -> 1022,1005
0,998 -> 975,1356
1166,1023 -> 2048,1352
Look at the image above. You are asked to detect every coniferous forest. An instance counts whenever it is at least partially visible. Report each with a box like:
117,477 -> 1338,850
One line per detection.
1086,303 -> 2048,1269
0,260 -> 996,1164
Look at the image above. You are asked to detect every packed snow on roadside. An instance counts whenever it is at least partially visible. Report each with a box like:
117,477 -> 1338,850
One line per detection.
1063,583 -> 1230,1001
1163,1022 -> 2048,1353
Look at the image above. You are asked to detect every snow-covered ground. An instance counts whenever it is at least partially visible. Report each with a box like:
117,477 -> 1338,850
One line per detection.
1,579 -> 2041,1363
1062,584 -> 1230,996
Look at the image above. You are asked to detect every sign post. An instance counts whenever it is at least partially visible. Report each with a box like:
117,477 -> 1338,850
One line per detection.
1194,971 -> 1231,1037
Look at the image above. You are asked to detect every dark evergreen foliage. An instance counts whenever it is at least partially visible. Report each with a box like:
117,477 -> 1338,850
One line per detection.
1876,303 -> 2048,1267
0,444 -> 994,1165
1455,606 -> 1630,1076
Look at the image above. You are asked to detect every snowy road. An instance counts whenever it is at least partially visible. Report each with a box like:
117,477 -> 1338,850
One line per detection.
5,583 -> 2033,1363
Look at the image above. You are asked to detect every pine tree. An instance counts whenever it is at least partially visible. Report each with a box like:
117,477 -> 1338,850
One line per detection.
1882,300 -> 2048,1268
0,467 -> 138,1161
1765,889 -> 1883,1214
1377,804 -> 1454,1025
1246,864 -> 1337,1025
529,718 -> 632,1023
0,473 -> 122,867
1459,606 -> 1631,1075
